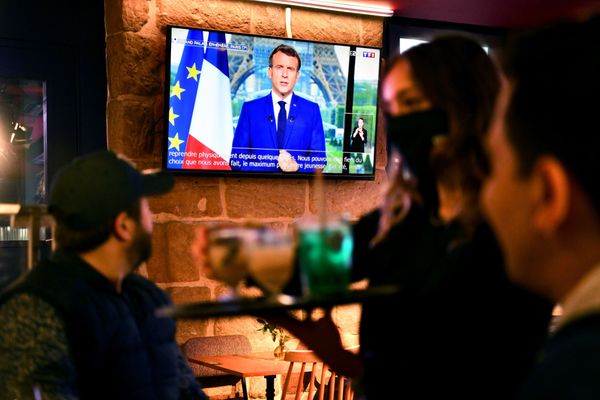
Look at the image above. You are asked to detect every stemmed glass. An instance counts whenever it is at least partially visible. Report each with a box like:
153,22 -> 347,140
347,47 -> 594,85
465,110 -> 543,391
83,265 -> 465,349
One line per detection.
245,228 -> 295,301
207,226 -> 260,300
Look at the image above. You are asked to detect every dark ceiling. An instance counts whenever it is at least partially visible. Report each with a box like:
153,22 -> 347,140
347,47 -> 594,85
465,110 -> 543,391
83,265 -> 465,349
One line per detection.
377,0 -> 599,28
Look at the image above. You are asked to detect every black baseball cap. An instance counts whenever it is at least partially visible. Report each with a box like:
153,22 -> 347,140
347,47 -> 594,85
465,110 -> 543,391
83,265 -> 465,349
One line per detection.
48,150 -> 174,230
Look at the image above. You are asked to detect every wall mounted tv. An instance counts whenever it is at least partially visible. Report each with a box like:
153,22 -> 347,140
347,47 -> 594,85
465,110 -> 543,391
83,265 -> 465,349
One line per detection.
163,26 -> 381,179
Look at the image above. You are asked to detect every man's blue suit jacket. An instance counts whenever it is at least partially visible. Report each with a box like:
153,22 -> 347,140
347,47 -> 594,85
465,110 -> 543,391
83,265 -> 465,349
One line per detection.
230,93 -> 326,172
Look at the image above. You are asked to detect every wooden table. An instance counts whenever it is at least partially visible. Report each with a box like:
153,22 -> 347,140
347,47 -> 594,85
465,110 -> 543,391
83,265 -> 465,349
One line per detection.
188,352 -> 291,400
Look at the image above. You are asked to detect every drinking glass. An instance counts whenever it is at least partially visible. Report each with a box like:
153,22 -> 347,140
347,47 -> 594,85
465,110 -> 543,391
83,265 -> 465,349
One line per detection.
295,214 -> 353,296
207,225 -> 260,299
245,228 -> 295,300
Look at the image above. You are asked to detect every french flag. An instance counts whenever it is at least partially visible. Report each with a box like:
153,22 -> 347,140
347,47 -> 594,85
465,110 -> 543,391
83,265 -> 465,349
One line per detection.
183,31 -> 233,170
167,28 -> 205,168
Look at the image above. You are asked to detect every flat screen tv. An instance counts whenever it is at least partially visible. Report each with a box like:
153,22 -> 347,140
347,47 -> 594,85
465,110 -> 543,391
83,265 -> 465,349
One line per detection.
163,25 -> 381,179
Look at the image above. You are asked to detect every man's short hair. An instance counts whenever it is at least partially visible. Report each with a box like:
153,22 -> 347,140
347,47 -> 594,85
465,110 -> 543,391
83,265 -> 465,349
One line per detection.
269,44 -> 302,71
501,14 -> 600,211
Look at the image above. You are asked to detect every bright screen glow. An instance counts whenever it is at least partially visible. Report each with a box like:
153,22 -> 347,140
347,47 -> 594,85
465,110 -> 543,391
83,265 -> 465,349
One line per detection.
399,37 -> 489,54
164,26 -> 381,179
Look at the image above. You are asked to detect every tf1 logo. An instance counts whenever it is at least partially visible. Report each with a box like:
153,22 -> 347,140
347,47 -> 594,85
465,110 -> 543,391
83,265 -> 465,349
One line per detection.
362,51 -> 376,58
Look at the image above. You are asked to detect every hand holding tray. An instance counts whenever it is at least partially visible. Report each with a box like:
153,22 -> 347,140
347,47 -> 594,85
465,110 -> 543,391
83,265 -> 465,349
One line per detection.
156,284 -> 400,319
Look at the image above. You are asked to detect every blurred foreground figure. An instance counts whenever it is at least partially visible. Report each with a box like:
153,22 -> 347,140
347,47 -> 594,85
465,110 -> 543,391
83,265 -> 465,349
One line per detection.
482,12 -> 600,399
254,35 -> 553,399
0,151 -> 206,399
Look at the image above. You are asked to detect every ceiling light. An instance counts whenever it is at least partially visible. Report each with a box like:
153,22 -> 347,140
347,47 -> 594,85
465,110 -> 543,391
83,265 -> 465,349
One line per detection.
253,0 -> 394,17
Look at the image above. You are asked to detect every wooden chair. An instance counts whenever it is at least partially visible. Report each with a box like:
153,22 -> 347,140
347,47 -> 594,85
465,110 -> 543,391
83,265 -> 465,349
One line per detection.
182,335 -> 252,400
281,349 -> 354,400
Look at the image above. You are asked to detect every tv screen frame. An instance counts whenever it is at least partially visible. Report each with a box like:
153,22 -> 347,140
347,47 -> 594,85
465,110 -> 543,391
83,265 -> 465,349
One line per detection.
163,25 -> 382,180
383,17 -> 506,59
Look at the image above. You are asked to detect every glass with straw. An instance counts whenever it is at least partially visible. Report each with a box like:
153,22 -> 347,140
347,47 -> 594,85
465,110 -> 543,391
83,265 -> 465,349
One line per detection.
296,171 -> 353,295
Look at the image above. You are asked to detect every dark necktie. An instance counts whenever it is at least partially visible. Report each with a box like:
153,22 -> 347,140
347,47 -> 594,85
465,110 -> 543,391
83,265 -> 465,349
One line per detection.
277,100 -> 286,149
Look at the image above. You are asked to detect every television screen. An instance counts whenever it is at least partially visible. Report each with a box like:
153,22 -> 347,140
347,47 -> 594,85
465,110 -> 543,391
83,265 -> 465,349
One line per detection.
163,26 -> 381,179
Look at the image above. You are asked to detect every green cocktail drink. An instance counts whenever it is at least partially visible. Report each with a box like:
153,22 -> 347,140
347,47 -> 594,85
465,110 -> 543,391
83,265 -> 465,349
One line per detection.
296,215 -> 353,295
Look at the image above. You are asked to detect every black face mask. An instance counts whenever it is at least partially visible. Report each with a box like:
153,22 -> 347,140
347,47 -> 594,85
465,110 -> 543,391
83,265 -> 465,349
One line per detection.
385,108 -> 449,213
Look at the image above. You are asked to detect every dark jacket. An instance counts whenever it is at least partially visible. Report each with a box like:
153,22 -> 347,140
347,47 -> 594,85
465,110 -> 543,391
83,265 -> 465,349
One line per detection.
518,314 -> 600,399
352,207 -> 553,399
1,251 -> 202,400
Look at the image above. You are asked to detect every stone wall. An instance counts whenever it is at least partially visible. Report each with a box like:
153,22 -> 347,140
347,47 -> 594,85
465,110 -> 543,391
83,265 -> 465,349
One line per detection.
104,0 -> 386,397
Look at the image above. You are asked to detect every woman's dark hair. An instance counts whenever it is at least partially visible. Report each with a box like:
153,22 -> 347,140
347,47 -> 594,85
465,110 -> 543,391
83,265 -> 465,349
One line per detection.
54,199 -> 141,253
269,44 -> 302,71
404,35 -> 500,228
377,35 -> 500,242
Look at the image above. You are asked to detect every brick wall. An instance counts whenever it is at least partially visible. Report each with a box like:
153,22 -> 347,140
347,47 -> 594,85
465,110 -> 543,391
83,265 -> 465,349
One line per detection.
104,0 -> 386,397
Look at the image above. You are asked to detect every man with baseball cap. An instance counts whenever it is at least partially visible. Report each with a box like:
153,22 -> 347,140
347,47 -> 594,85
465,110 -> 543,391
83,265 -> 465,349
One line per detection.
0,151 -> 206,399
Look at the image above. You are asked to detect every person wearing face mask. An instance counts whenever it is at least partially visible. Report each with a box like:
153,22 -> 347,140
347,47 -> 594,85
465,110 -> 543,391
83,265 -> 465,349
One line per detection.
261,36 -> 553,399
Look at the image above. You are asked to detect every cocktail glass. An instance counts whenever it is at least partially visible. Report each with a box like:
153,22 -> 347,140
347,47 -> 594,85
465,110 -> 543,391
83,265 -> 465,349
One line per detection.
246,228 -> 295,301
207,226 -> 260,299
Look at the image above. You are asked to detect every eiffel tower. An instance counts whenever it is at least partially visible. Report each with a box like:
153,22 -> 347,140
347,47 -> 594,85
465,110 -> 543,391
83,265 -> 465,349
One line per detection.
227,37 -> 347,108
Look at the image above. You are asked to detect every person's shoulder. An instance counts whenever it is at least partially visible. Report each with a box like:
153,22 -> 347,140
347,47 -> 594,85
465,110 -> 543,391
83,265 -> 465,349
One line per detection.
520,313 -> 600,398
355,207 -> 381,227
292,93 -> 318,107
239,95 -> 270,115
0,293 -> 64,337
0,293 -> 75,400
555,313 -> 600,344
550,314 -> 600,368
123,273 -> 172,305
243,94 -> 270,106
124,273 -> 160,290
0,292 -> 55,316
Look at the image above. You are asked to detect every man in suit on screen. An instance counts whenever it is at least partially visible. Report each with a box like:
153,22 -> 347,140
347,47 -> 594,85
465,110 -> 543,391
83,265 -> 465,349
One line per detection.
230,44 -> 326,172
